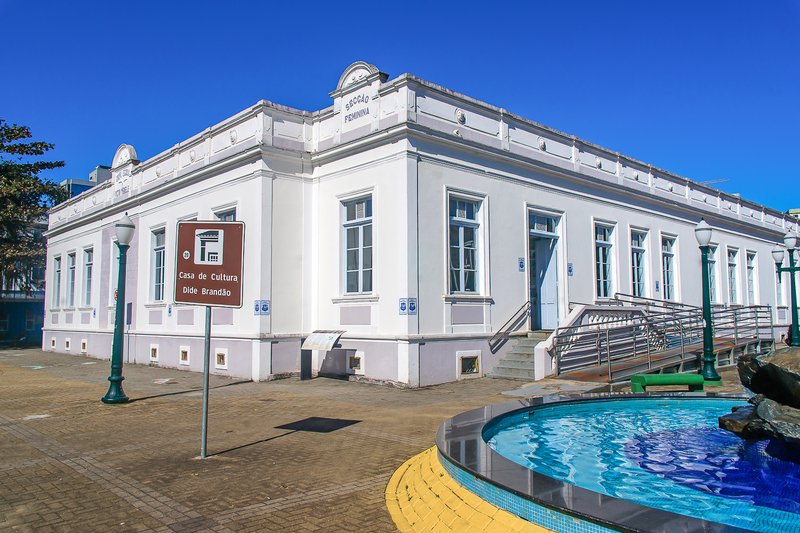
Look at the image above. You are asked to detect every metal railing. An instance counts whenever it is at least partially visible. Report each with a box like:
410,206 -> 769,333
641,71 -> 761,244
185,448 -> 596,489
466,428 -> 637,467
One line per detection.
553,304 -> 773,381
488,301 -> 531,353
611,293 -> 700,312
710,305 -> 774,366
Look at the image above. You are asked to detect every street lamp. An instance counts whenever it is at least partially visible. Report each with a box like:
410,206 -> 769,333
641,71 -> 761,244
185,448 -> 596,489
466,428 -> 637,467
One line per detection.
694,219 -> 721,382
772,231 -> 800,347
102,214 -> 135,404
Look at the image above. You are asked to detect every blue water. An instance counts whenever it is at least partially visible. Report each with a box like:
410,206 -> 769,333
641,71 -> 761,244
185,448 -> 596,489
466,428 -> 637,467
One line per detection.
484,398 -> 800,532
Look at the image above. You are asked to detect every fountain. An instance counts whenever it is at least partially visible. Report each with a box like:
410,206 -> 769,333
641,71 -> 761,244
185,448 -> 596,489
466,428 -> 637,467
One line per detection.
719,345 -> 800,448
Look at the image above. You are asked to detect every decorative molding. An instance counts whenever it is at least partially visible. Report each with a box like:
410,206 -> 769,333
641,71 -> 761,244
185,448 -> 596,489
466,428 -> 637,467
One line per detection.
455,109 -> 466,125
331,295 -> 380,304
112,144 -> 138,168
538,137 -> 546,151
334,61 -> 387,92
443,295 -> 495,304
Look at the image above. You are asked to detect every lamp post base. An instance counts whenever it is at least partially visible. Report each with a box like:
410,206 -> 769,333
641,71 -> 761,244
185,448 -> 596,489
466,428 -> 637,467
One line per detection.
703,378 -> 723,387
700,361 -> 721,384
101,377 -> 129,404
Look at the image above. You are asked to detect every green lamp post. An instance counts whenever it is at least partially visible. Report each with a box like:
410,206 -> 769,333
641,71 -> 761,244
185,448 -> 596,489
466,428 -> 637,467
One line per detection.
102,214 -> 135,404
772,231 -> 800,347
694,219 -> 721,383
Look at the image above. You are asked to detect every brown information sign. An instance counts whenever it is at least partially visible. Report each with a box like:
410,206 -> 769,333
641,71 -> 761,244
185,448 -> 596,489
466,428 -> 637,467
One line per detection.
174,221 -> 244,307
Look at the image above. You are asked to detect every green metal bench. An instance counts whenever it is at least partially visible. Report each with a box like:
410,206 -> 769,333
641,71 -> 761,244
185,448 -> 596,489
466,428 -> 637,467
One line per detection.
630,373 -> 705,392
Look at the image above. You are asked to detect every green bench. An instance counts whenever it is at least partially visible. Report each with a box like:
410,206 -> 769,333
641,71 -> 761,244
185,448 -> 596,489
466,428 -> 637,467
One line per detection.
630,373 -> 705,393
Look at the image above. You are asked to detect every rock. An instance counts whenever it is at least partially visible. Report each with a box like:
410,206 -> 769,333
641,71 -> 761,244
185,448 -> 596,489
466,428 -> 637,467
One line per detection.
738,353 -> 762,390
719,405 -> 758,434
756,398 -> 800,446
723,347 -> 800,448
747,394 -> 766,406
738,347 -> 800,409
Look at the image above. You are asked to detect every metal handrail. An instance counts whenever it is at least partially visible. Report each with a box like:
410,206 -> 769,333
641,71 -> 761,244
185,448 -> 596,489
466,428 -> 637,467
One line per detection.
612,293 -> 701,311
488,301 -> 531,353
553,304 -> 772,379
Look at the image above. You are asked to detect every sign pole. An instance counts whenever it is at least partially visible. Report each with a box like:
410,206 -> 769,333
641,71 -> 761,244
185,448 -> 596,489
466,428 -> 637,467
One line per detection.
200,305 -> 211,458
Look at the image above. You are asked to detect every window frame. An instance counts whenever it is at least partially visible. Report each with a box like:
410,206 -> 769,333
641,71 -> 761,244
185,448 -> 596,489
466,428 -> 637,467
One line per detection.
630,229 -> 647,298
746,251 -> 757,305
708,244 -> 719,303
341,196 -> 373,295
151,227 -> 166,303
594,222 -> 615,299
83,247 -> 93,307
108,239 -> 118,307
448,196 -> 482,294
52,255 -> 62,308
727,247 -> 739,304
215,207 -> 237,221
66,252 -> 76,308
660,235 -> 677,301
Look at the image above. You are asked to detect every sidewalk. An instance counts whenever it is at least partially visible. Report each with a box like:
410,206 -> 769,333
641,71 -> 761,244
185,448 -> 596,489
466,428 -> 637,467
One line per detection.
0,349 -> 526,532
0,349 -> 744,532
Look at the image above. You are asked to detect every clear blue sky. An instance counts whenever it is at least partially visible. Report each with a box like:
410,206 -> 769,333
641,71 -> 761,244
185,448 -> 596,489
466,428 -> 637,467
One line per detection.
3,1 -> 798,211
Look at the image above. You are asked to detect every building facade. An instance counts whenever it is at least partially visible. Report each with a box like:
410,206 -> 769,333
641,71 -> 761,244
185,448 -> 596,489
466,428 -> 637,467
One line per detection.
43,62 -> 799,386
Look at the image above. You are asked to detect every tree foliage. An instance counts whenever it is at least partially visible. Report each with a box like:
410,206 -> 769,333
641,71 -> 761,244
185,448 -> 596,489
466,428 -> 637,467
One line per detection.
0,119 -> 68,294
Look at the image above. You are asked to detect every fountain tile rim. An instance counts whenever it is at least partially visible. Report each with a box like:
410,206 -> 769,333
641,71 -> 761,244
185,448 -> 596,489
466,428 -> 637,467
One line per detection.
435,391 -> 750,533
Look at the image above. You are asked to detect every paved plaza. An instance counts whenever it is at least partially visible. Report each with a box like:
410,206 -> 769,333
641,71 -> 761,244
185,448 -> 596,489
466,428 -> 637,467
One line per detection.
0,349 -> 744,532
0,348 -> 527,532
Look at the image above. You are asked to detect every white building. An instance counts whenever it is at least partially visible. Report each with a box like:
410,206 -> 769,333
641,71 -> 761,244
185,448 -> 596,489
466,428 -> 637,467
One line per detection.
43,61 -> 798,386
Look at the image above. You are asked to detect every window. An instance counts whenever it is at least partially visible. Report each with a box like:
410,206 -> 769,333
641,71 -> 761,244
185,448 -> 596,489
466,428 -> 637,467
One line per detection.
83,248 -> 93,306
152,229 -> 166,302
25,312 -> 35,330
52,256 -> 62,307
661,236 -> 676,301
727,248 -> 739,303
179,346 -> 190,366
708,245 -> 719,303
0,311 -> 8,331
343,197 -> 373,293
215,348 -> 228,370
66,253 -> 76,307
215,208 -> 236,221
777,269 -> 786,306
150,344 -> 159,361
457,350 -> 481,377
449,197 -> 480,293
594,224 -> 614,298
109,240 -> 118,305
630,230 -> 647,297
529,213 -> 558,236
746,252 -> 757,304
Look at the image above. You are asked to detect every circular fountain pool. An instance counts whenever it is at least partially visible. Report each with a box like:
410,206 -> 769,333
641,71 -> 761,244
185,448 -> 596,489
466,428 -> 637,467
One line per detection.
436,394 -> 800,533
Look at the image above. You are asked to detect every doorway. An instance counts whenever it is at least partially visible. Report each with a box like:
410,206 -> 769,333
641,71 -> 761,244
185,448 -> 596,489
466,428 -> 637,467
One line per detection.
528,212 -> 560,330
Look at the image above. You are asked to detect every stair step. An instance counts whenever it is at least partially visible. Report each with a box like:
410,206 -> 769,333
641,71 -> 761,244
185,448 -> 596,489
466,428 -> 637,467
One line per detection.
502,354 -> 536,363
493,360 -> 534,370
488,366 -> 536,379
513,339 -> 543,348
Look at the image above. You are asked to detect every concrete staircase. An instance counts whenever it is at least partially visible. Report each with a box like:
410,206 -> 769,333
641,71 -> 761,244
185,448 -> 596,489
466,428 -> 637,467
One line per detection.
488,331 -> 552,380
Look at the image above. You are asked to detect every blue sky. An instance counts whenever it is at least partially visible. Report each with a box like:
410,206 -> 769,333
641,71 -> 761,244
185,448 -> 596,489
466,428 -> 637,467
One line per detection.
3,1 -> 798,211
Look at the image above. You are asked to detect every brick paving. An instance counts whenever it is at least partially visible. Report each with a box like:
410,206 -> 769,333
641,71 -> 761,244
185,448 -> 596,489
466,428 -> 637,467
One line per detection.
0,349 -> 745,532
0,348 -> 532,532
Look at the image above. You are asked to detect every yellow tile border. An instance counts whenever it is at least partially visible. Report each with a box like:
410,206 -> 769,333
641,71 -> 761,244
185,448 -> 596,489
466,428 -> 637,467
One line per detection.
385,447 -> 553,532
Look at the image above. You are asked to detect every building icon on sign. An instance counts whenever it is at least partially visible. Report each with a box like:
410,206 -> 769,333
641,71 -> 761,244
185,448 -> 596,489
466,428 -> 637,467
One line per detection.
194,230 -> 224,265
